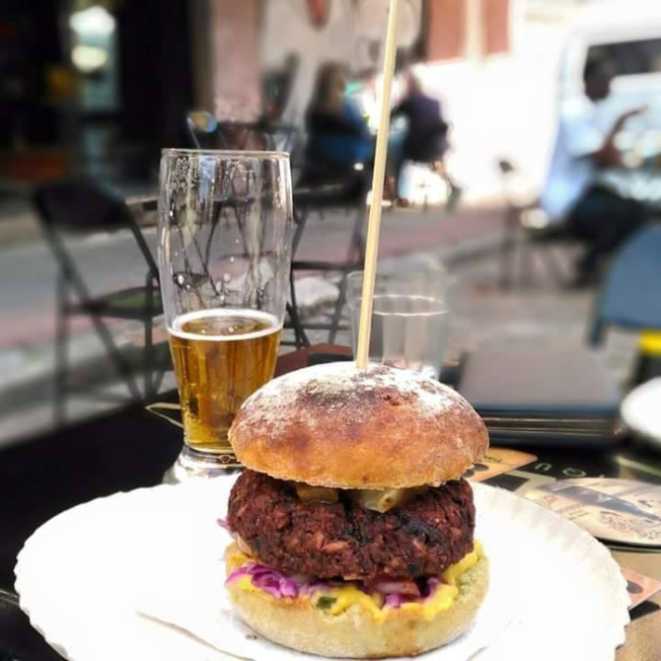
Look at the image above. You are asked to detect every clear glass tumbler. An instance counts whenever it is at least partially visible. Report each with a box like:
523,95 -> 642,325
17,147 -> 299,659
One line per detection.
346,269 -> 453,380
158,149 -> 293,480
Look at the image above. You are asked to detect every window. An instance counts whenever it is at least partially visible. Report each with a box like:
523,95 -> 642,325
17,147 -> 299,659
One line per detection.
588,39 -> 661,77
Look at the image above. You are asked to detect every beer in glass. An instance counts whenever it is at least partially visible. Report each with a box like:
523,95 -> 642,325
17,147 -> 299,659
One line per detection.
168,309 -> 281,452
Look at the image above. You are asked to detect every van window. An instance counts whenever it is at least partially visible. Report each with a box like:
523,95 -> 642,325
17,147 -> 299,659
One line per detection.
587,39 -> 661,76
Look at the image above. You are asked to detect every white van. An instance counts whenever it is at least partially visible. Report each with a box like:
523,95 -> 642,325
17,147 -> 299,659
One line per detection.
558,0 -> 661,161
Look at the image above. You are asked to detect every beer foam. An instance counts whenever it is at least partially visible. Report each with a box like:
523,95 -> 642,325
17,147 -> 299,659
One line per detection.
241,361 -> 464,427
169,309 -> 281,342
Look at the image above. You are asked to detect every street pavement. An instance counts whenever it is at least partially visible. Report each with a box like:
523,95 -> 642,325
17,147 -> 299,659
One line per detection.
0,199 -> 502,349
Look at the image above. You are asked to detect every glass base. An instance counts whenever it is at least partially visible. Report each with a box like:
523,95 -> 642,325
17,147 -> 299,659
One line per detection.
162,445 -> 242,484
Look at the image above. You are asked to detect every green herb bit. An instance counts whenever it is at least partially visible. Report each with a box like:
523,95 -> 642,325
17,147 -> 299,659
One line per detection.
316,596 -> 337,610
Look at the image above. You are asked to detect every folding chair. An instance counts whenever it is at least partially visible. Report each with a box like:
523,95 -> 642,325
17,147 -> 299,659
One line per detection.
588,225 -> 661,346
33,179 -> 166,424
287,168 -> 369,348
497,159 -> 571,289
186,111 -> 219,149
186,112 -> 298,153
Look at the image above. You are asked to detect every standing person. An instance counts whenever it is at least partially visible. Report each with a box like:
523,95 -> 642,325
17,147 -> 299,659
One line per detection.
389,71 -> 456,204
542,56 -> 650,287
303,62 -> 374,185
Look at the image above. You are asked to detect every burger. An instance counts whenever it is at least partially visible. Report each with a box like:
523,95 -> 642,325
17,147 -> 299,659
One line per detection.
224,362 -> 489,658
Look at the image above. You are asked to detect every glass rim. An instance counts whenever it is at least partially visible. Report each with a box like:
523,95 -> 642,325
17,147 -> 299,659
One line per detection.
347,268 -> 451,281
161,148 -> 290,160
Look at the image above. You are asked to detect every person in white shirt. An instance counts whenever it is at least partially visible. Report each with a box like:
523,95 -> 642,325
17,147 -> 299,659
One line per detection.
542,57 -> 649,286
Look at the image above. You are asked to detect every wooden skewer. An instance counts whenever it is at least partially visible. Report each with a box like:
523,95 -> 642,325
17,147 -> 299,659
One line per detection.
355,0 -> 400,369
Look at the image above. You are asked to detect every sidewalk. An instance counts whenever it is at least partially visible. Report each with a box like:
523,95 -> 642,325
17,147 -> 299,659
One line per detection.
0,199 -> 504,349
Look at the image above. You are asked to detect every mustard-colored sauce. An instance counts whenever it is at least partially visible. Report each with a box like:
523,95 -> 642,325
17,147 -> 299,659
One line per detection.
226,541 -> 484,622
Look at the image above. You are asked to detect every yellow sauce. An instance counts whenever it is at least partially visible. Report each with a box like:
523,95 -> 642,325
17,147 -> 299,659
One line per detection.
226,541 -> 483,622
442,540 -> 483,586
317,584 -> 386,622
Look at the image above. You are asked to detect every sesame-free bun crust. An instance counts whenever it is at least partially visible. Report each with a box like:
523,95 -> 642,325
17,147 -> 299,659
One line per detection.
229,362 -> 489,489
227,554 -> 489,658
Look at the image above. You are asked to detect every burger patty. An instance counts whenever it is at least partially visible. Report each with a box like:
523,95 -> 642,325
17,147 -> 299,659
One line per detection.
227,470 -> 475,582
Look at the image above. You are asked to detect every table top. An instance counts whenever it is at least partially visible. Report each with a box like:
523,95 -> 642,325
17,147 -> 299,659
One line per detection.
1,344 -> 659,660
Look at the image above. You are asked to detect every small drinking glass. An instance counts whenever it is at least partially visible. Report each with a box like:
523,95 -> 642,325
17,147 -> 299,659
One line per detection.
346,269 -> 453,380
158,149 -> 293,481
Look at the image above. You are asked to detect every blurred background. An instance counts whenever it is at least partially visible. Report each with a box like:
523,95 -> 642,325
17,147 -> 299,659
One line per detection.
1,0 -> 661,447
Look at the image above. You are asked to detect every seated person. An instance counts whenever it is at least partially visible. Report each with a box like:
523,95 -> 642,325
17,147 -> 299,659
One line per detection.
303,63 -> 374,187
390,71 -> 453,201
541,56 -> 650,286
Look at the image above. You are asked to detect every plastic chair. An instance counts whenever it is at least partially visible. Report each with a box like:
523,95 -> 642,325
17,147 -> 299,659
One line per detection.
33,179 -> 166,424
589,225 -> 661,346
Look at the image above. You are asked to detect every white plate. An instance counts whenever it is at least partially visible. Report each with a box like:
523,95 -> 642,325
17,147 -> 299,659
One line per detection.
15,478 -> 630,661
622,378 -> 661,449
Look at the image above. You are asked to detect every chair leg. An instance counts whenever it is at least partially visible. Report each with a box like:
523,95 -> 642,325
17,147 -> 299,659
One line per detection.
539,245 -> 566,287
89,313 -> 141,400
288,279 -> 310,349
289,205 -> 314,347
328,274 -> 349,345
143,275 -> 157,398
144,315 -> 154,398
152,344 -> 169,394
54,283 -> 69,427
499,233 -> 513,291
292,206 -> 310,254
348,204 -> 367,266
588,318 -> 606,347
328,203 -> 366,344
519,228 -> 534,287
499,209 -> 517,290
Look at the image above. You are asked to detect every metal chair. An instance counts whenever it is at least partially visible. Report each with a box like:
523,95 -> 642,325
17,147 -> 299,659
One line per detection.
589,225 -> 661,346
186,111 -> 219,149
287,169 -> 369,348
33,179 -> 166,424
186,111 -> 298,153
497,159 -> 570,289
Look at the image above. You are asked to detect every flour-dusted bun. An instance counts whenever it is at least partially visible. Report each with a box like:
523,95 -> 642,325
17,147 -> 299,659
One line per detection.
227,554 -> 489,658
229,362 -> 489,489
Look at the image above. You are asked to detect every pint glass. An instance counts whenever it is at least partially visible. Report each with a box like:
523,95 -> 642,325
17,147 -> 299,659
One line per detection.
158,149 -> 293,478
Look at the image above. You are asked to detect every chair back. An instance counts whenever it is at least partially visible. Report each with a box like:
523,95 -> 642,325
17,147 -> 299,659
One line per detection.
186,110 -> 298,153
497,159 -> 528,209
589,226 -> 661,345
35,180 -> 133,233
186,111 -> 219,149
496,157 -> 549,227
497,159 -> 515,175
33,179 -> 159,280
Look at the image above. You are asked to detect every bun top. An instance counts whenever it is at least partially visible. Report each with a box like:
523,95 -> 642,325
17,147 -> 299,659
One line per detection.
230,362 -> 489,490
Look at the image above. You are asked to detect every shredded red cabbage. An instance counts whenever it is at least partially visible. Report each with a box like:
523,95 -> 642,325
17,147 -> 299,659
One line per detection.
373,580 -> 420,597
226,561 -> 444,609
226,562 -> 301,598
384,593 -> 416,608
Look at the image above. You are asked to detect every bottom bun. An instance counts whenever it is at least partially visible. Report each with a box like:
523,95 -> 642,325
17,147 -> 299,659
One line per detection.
227,555 -> 489,659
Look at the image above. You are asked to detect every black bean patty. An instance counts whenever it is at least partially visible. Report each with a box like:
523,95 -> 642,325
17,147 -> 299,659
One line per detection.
227,470 -> 475,582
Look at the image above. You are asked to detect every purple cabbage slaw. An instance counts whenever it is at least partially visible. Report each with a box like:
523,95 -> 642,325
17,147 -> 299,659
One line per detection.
225,561 -> 445,609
